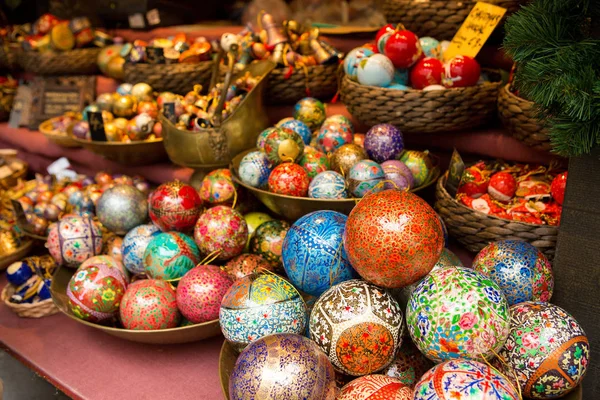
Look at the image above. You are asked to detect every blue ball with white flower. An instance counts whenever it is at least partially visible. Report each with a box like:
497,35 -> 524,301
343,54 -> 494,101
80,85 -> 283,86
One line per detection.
279,119 -> 313,145
238,151 -> 272,189
308,171 -> 348,199
122,223 -> 161,274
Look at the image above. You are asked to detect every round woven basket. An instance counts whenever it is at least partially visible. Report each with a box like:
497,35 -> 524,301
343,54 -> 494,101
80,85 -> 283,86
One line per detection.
18,48 -> 101,75
382,0 -> 522,41
435,174 -> 558,259
341,72 -> 502,134
39,117 -> 81,148
498,83 -> 551,152
123,61 -> 214,95
265,64 -> 339,104
0,44 -> 20,72
1,284 -> 59,318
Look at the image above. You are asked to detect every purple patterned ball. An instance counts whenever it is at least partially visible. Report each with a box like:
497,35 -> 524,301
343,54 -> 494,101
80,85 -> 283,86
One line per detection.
381,160 -> 414,190
364,124 -> 404,163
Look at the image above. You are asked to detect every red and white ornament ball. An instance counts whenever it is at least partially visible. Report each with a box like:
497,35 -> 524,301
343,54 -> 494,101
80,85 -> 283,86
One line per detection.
443,55 -> 481,88
488,171 -> 517,202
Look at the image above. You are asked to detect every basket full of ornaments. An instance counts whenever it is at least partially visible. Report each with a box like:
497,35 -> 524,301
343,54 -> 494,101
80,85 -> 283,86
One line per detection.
341,25 -> 502,134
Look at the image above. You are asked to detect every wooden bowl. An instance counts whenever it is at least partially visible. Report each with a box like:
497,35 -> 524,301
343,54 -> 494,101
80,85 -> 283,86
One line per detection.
50,266 -> 222,344
39,117 -> 81,148
230,148 -> 441,221
0,240 -> 33,270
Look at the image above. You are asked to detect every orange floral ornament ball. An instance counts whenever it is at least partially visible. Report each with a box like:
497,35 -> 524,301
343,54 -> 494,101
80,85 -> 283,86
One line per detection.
343,189 -> 444,288
338,375 -> 412,400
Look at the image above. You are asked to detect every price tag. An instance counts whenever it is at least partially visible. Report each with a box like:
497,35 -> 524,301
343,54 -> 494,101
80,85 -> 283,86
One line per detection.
163,103 -> 176,123
445,149 -> 466,197
11,199 -> 25,220
88,111 -> 107,142
444,2 -> 507,61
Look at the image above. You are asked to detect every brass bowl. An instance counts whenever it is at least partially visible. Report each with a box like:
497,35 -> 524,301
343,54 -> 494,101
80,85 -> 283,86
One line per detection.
230,148 -> 441,221
39,117 -> 81,148
161,60 -> 275,170
50,266 -> 222,344
0,239 -> 33,270
15,221 -> 48,242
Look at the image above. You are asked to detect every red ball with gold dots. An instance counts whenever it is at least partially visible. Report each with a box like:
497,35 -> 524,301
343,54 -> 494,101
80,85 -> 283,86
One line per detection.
344,190 -> 443,288
194,205 -> 248,261
224,253 -> 275,280
199,168 -> 237,206
551,171 -> 568,205
148,180 -> 203,232
268,163 -> 310,197
176,265 -> 233,323
119,279 -> 181,330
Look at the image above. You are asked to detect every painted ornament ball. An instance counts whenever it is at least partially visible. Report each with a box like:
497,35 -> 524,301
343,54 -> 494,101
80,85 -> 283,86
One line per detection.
293,97 -> 326,131
103,235 -> 123,263
344,190 -> 443,287
398,150 -> 433,187
298,150 -> 329,180
96,184 -> 148,235
381,160 -> 414,191
357,54 -> 395,87
46,215 -> 103,268
309,171 -> 348,199
194,205 -> 248,261
310,279 -> 404,376
330,144 -> 368,177
364,124 -> 404,163
316,121 -> 354,153
344,47 -> 375,81
219,273 -> 307,350
229,333 -> 336,400
323,114 -> 354,134
148,181 -> 203,232
264,127 -> 305,165
279,119 -> 312,145
268,163 -> 310,197
80,255 -> 130,283
224,253 -> 274,280
414,359 -> 520,400
249,220 -> 290,268
244,212 -> 272,251
199,169 -> 237,206
256,127 -> 276,150
119,279 -> 181,330
382,340 -> 433,388
407,266 -> 510,362
176,265 -> 233,323
238,151 -> 272,189
348,160 -> 385,198
121,224 -> 160,275
338,375 -> 412,400
67,257 -> 128,322
435,247 -> 464,269
472,240 -> 554,305
143,232 -> 201,280
282,211 -> 355,296
499,302 -> 589,399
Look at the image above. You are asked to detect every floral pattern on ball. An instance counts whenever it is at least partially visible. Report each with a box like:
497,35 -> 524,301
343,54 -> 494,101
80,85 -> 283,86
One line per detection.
280,119 -> 313,144
46,215 -> 103,268
176,265 -> 233,323
316,121 -> 354,153
268,163 -> 310,197
264,128 -> 305,164
148,181 -> 203,232
498,302 -> 589,399
330,144 -> 368,177
224,254 -> 274,280
310,279 -> 404,376
364,124 -> 404,163
238,151 -> 272,189
398,150 -> 433,187
293,97 -> 326,131
199,169 -> 237,206
249,220 -> 290,268
414,359 -> 521,400
348,160 -> 385,198
338,375 -> 412,400
194,205 -> 248,261
309,171 -> 348,199
382,340 -> 433,388
406,266 -> 511,363
122,224 -> 161,275
143,232 -> 201,280
472,240 -> 554,305
119,279 -> 180,330
298,150 -> 329,180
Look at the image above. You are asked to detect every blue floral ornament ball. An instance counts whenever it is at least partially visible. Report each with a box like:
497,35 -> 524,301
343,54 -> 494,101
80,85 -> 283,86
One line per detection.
282,211 -> 356,296
238,151 -> 272,189
256,127 -> 277,150
308,171 -> 348,199
279,119 -> 313,145
122,223 -> 161,275
348,160 -> 385,198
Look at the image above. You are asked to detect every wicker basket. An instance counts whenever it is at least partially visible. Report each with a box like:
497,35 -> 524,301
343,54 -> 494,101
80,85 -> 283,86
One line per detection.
1,284 -> 59,318
123,61 -> 214,95
498,83 -> 551,152
0,44 -> 20,72
435,174 -> 558,259
341,72 -> 502,134
39,117 -> 81,148
265,64 -> 339,104
382,0 -> 522,41
18,48 -> 101,75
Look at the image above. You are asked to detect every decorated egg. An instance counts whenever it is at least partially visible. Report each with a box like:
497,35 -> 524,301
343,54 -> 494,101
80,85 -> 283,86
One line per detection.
176,265 -> 233,323
293,97 -> 326,131
229,333 -> 336,400
224,253 -> 274,280
331,144 -> 368,177
309,171 -> 348,199
199,169 -> 237,206
381,160 -> 414,190
338,375 -> 412,399
143,232 -> 201,280
323,114 -> 354,134
194,205 -> 248,261
122,224 -> 161,275
348,160 -> 385,197
256,127 -> 276,150
344,47 -> 375,81
46,215 -> 103,268
364,124 -> 404,163
219,273 -> 307,350
398,150 -> 433,187
119,279 -> 180,330
472,240 -> 554,305
344,190 -> 443,287
282,211 -> 355,296
419,37 -> 441,58
498,302 -> 589,399
264,127 -> 305,164
148,180 -> 203,232
298,149 -> 329,180
268,163 -> 310,197
310,279 -> 404,375
279,119 -> 312,145
551,171 -> 568,205
96,185 -> 148,235
407,266 -> 510,362
414,359 -> 521,400
103,235 -> 123,262
238,151 -> 272,188
357,54 -> 395,87
249,220 -> 290,268
382,340 -> 434,388
316,120 -> 354,153
67,257 -> 128,322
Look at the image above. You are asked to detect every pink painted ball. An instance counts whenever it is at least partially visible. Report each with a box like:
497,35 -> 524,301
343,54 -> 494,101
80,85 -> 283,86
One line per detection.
223,253 -> 275,280
119,279 -> 181,330
338,375 -> 412,400
194,205 -> 248,261
199,169 -> 237,206
46,215 -> 104,268
176,265 -> 234,323
268,163 -> 310,197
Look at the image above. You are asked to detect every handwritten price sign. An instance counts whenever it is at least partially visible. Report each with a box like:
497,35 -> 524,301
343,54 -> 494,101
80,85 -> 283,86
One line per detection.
444,2 -> 507,61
